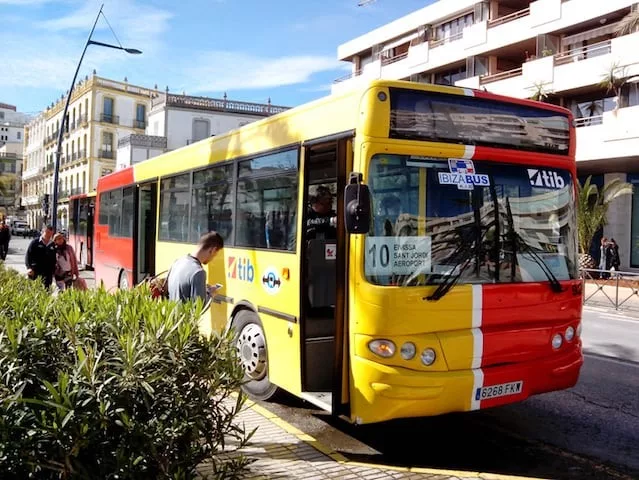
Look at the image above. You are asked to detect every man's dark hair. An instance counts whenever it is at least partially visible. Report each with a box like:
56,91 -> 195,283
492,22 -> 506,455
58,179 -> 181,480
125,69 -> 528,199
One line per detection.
311,186 -> 332,204
199,231 -> 224,250
44,224 -> 54,232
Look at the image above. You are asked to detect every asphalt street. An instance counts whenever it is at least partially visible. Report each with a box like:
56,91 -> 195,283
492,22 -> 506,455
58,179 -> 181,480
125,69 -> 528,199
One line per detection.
3,236 -> 638,479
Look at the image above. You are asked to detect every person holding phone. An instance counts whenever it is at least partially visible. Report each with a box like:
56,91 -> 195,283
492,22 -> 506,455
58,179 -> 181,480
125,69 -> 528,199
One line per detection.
167,231 -> 224,303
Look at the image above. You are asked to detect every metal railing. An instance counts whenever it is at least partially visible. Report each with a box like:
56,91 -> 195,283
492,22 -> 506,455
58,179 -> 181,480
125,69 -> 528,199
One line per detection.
574,115 -> 604,128
554,40 -> 611,66
381,51 -> 409,66
480,67 -> 523,85
333,70 -> 362,84
100,113 -> 119,124
100,150 -> 114,159
487,7 -> 530,28
429,31 -> 463,49
581,268 -> 639,311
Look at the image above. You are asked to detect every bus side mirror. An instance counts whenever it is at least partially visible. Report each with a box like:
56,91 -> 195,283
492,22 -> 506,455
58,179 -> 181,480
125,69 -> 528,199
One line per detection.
344,172 -> 371,234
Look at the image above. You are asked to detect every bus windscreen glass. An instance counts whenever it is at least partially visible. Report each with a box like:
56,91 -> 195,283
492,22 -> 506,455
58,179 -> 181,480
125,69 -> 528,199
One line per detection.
389,88 -> 570,155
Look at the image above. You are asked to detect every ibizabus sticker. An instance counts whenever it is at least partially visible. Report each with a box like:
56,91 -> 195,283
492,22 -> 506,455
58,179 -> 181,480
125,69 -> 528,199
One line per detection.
438,159 -> 490,190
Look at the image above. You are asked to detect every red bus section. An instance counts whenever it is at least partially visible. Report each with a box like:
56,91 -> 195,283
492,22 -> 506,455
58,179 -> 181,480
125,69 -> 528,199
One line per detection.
68,193 -> 96,270
94,167 -> 136,290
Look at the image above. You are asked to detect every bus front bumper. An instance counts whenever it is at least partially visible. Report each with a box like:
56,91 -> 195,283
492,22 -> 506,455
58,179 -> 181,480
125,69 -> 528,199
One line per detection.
350,345 -> 583,424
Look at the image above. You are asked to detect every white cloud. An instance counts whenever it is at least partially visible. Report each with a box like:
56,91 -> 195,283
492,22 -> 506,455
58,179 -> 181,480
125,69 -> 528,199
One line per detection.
38,0 -> 172,51
187,52 -> 350,92
0,0 -> 172,90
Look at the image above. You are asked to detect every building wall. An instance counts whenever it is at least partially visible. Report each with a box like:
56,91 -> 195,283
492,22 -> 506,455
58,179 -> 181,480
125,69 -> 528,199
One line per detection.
20,75 -> 156,229
165,109 -> 262,150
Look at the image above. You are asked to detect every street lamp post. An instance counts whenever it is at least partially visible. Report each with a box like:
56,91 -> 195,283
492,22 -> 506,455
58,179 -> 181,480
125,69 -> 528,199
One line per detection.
50,3 -> 141,232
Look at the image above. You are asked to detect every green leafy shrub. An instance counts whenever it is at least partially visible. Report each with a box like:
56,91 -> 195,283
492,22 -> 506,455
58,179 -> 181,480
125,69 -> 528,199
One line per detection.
0,265 -> 252,479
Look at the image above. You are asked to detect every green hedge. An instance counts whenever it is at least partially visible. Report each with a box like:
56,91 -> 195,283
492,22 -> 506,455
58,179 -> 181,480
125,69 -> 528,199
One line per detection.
0,265 -> 253,479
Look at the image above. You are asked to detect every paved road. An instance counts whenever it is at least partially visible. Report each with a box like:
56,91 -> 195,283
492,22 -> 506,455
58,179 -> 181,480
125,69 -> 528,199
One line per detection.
260,309 -> 639,480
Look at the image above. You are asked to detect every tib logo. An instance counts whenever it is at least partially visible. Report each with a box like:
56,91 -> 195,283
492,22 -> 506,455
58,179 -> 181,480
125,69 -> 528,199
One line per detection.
227,257 -> 255,282
528,169 -> 565,189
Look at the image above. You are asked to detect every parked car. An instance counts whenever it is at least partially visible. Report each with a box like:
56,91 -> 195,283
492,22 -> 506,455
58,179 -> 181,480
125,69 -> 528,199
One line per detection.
11,221 -> 30,237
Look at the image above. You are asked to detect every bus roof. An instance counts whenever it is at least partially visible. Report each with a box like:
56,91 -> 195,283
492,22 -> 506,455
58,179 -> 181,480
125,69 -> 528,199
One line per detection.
97,79 -> 572,190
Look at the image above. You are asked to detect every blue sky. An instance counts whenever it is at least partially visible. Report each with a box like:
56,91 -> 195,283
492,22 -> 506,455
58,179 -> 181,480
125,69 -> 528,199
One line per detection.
0,0 -> 432,114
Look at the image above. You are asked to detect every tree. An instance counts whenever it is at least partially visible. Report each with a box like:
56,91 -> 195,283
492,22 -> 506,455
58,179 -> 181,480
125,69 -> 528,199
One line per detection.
599,62 -> 627,110
577,175 -> 633,268
528,81 -> 553,102
616,10 -> 639,37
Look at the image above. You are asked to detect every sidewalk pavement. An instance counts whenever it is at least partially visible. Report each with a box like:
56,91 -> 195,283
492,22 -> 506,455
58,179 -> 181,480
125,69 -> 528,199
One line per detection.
2,242 -> 544,480
197,399 -> 544,480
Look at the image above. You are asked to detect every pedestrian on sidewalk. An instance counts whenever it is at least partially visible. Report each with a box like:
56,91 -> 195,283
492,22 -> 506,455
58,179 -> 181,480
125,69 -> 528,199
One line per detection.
25,225 -> 56,290
0,219 -> 10,261
53,232 -> 81,291
610,238 -> 621,271
166,231 -> 224,303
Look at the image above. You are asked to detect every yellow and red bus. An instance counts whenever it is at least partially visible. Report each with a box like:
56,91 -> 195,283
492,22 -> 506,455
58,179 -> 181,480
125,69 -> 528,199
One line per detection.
95,80 -> 582,424
68,191 -> 96,270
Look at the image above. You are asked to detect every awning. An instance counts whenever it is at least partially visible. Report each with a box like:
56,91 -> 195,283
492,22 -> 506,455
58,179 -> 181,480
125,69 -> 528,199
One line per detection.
562,22 -> 619,46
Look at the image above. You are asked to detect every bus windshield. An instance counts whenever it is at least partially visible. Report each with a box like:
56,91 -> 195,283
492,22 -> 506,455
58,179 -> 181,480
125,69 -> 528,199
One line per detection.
365,154 -> 578,287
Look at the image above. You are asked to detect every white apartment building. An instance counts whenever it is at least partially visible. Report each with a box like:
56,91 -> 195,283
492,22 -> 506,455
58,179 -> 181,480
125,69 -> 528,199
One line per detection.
0,102 -> 29,218
116,90 -> 289,170
334,0 -> 639,269
0,102 -> 29,147
22,74 -> 157,229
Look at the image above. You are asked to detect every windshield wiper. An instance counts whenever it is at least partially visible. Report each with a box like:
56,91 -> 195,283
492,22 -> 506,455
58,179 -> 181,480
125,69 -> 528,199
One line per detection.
424,225 -> 484,301
505,197 -> 563,293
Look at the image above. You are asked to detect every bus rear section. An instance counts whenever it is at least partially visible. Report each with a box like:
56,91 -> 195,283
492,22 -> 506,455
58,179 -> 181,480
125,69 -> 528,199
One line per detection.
68,193 -> 96,270
342,84 -> 583,424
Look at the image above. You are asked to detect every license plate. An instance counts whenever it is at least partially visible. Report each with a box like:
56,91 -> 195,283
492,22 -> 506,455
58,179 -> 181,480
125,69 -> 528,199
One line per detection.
476,381 -> 523,401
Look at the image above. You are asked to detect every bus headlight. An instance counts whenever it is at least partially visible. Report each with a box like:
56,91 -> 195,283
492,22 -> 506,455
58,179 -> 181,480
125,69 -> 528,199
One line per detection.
565,326 -> 575,342
420,348 -> 436,366
368,339 -> 396,358
552,333 -> 563,349
400,342 -> 416,360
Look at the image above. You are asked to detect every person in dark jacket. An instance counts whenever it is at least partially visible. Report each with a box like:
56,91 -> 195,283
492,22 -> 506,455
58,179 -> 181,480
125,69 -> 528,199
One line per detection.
306,186 -> 337,240
609,238 -> 621,270
0,219 -> 10,261
25,225 -> 56,290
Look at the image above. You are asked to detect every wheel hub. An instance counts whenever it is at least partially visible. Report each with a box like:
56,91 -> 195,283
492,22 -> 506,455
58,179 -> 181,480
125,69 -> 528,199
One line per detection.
236,323 -> 267,380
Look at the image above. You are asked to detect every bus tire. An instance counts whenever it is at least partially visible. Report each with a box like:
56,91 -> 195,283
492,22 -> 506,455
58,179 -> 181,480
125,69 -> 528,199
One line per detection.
118,270 -> 129,290
232,309 -> 279,401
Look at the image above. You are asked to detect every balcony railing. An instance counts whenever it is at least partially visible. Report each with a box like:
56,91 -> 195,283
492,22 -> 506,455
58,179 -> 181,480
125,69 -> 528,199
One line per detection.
554,39 -> 612,66
381,51 -> 409,66
100,150 -> 114,159
479,66 -> 523,85
133,119 -> 146,129
333,70 -> 362,84
487,7 -> 530,28
574,115 -> 604,127
100,113 -> 119,125
78,114 -> 88,126
70,187 -> 84,196
429,31 -> 463,49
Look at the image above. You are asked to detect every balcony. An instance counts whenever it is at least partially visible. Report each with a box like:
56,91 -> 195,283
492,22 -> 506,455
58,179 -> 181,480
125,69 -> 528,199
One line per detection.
70,187 -> 84,196
333,70 -> 362,84
429,31 -> 463,50
133,119 -> 146,129
487,7 -> 531,28
576,105 -> 639,164
480,66 -> 524,86
554,39 -> 611,66
22,195 -> 40,207
100,150 -> 114,159
100,113 -> 119,125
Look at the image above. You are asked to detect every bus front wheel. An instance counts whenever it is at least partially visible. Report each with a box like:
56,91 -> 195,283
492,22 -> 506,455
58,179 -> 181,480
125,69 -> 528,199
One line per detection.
232,310 -> 279,401
118,270 -> 129,290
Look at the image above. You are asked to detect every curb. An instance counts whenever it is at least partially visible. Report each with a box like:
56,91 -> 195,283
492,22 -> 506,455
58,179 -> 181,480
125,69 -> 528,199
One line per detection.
240,396 -> 548,480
